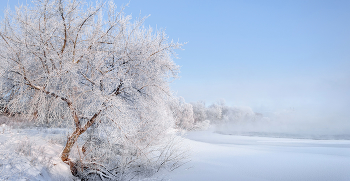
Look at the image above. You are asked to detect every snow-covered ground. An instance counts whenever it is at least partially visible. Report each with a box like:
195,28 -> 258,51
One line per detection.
0,124 -> 73,180
1,124 -> 350,181
169,130 -> 350,181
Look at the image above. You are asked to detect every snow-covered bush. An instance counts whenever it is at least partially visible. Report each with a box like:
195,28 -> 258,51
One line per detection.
0,0 -> 186,180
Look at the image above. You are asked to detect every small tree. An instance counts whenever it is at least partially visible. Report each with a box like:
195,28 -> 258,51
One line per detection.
0,0 -> 184,179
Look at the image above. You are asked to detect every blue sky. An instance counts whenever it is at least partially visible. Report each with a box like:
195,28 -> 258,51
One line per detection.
1,0 -> 350,122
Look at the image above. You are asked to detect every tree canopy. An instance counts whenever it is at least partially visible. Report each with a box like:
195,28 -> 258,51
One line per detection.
0,0 -> 185,179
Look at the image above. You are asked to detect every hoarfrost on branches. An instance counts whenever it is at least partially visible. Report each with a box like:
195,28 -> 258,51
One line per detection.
0,0 -> 186,179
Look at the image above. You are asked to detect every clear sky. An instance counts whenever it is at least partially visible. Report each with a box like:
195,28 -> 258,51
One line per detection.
1,0 -> 350,125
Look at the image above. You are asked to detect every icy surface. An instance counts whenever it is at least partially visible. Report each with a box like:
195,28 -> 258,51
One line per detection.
168,130 -> 350,181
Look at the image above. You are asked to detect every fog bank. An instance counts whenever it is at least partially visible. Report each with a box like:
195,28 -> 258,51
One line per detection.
189,101 -> 350,139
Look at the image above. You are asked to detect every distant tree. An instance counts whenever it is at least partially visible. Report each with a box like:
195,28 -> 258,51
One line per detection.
0,0 -> 185,179
169,97 -> 194,130
191,101 -> 207,124
189,100 -> 270,131
206,103 -> 222,123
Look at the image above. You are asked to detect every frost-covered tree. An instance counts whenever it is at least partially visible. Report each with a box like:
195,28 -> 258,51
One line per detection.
189,101 -> 269,131
169,97 -> 194,130
191,101 -> 207,124
0,0 -> 184,179
206,103 -> 222,123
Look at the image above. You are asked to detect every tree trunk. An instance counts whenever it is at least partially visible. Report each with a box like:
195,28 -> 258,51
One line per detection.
60,110 -> 101,176
61,128 -> 83,176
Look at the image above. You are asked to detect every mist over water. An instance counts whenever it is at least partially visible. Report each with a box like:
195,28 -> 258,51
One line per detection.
183,73 -> 350,140
195,101 -> 350,140
175,70 -> 350,140
215,107 -> 350,140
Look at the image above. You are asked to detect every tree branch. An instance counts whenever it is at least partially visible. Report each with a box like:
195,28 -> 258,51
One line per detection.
59,0 -> 67,54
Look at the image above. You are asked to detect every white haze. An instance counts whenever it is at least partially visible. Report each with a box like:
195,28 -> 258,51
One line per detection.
175,69 -> 350,139
216,108 -> 350,139
191,101 -> 350,140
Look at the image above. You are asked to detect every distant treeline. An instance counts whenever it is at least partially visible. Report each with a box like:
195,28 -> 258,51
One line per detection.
170,98 -> 268,130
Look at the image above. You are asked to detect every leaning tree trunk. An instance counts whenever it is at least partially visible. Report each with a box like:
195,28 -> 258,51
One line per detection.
61,110 -> 101,176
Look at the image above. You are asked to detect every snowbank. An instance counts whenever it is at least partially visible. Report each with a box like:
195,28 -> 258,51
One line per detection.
0,125 -> 73,181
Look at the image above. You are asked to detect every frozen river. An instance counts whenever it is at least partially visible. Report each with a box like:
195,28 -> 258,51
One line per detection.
169,131 -> 350,181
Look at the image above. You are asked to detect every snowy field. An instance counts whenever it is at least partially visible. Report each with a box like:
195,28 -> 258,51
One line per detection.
1,124 -> 350,181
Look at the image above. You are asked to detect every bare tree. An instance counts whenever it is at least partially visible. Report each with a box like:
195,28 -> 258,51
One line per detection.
0,0 -> 184,179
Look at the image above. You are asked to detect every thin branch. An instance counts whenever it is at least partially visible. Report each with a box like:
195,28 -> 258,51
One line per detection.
59,0 -> 68,54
